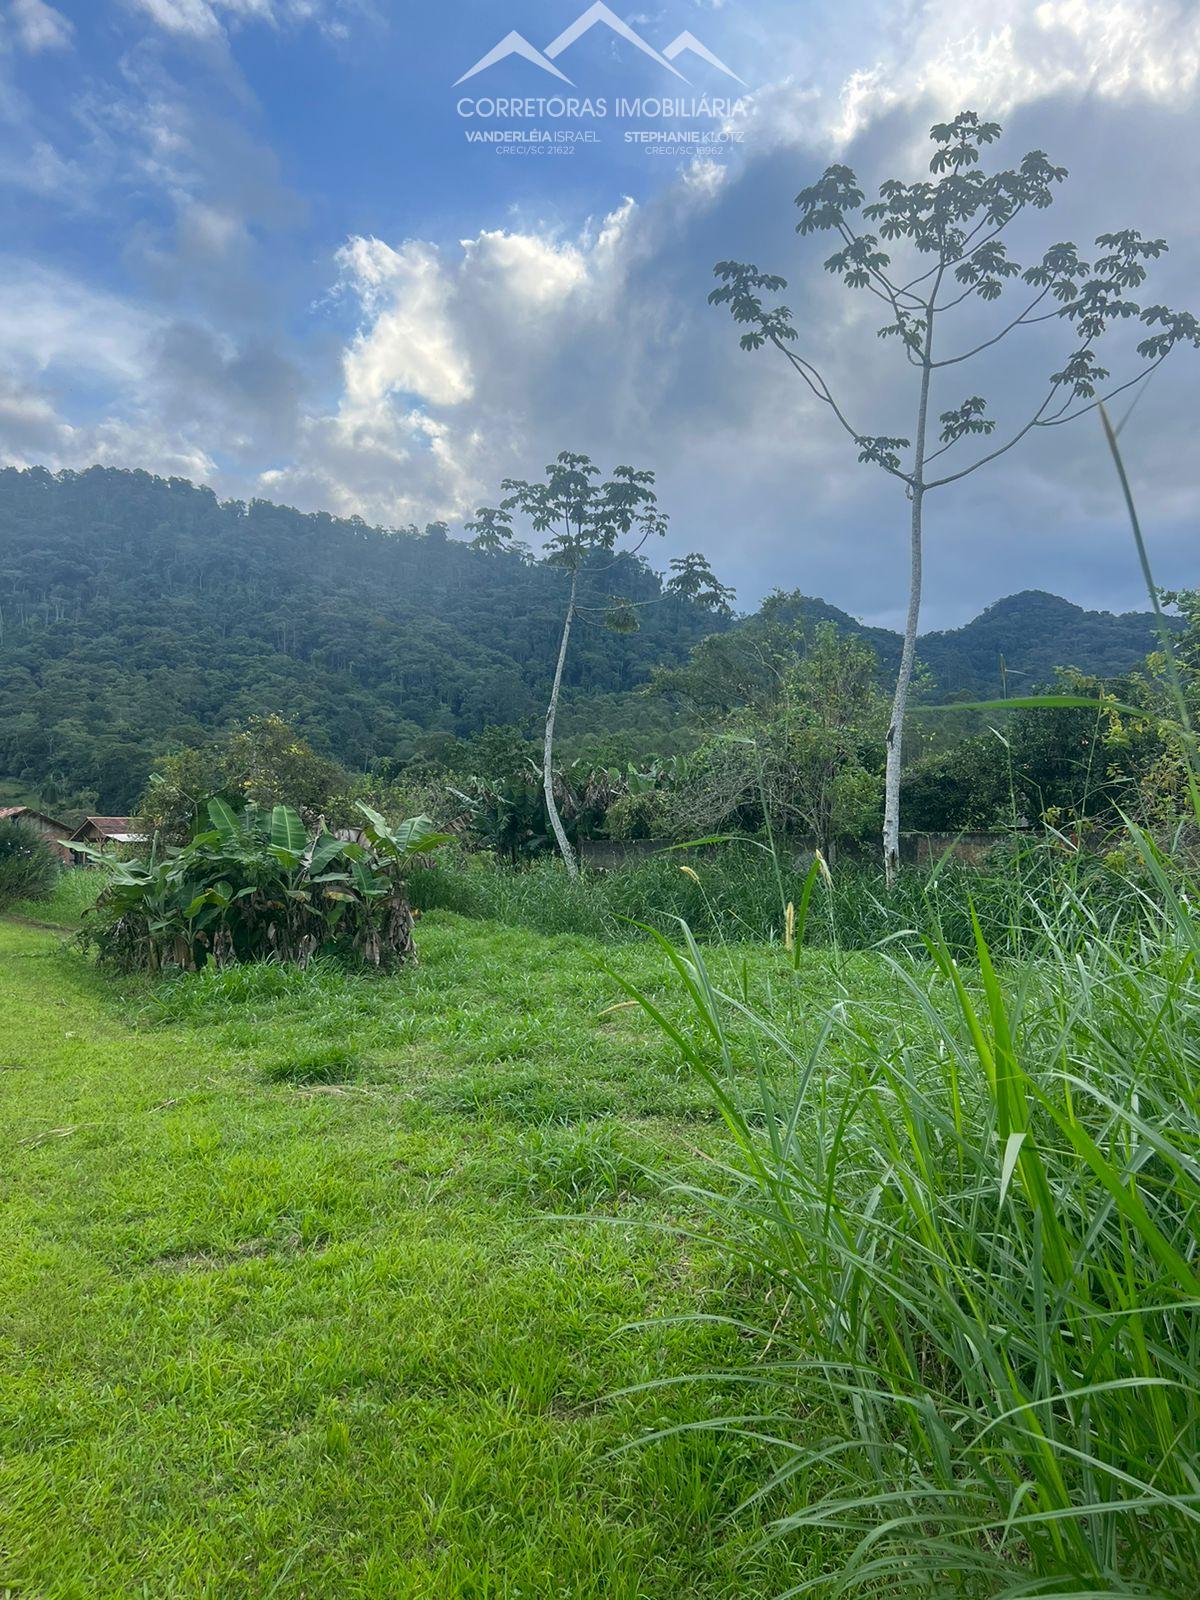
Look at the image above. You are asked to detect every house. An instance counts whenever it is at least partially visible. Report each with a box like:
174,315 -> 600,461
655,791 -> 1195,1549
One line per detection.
68,816 -> 150,861
0,806 -> 75,862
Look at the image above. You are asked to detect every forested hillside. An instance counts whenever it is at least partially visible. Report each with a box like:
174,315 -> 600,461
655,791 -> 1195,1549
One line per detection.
703,590 -> 1177,704
0,465 -> 1176,810
917,590 -> 1177,698
0,467 -> 724,808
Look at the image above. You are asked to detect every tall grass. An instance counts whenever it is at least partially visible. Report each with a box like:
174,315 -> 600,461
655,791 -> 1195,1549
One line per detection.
614,414 -> 1200,1594
3,863 -> 105,924
0,820 -> 59,908
619,876 -> 1200,1594
411,840 -> 1143,955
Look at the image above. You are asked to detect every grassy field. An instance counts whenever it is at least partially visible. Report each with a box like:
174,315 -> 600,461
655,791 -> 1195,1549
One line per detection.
0,890 -> 860,1599
6,863 -> 1196,1597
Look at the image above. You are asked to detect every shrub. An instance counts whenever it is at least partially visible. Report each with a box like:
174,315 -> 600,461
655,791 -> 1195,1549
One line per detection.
81,801 -> 449,972
604,789 -> 670,841
141,714 -> 351,841
0,819 -> 59,907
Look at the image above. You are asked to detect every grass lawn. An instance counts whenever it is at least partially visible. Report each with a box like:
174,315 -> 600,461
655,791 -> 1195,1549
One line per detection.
0,897 -> 860,1598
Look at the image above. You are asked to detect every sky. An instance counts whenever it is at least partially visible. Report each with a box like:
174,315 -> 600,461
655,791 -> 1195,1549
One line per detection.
0,0 -> 1197,629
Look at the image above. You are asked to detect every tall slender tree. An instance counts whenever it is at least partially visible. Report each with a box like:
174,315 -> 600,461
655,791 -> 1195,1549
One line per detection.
710,110 -> 1198,883
468,453 -> 668,878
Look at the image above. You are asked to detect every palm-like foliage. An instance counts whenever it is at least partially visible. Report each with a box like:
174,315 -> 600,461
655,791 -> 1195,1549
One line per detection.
80,801 -> 450,971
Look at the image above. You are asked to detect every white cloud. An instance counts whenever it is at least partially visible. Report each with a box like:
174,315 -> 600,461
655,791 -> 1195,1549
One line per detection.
0,136 -> 83,199
733,0 -> 1200,150
0,267 -> 221,479
0,262 -> 158,384
85,415 -> 219,480
127,0 -> 353,40
255,203 -> 645,527
0,370 -> 218,481
844,0 -> 1200,133
459,228 -> 590,310
7,0 -> 73,52
681,156 -> 729,199
0,266 -> 294,487
334,237 -> 475,408
68,49 -> 306,318
129,0 -> 226,38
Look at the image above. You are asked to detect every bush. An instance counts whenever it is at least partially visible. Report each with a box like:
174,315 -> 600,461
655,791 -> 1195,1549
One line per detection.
604,789 -> 670,841
81,801 -> 449,972
0,819 -> 59,907
141,714 -> 352,841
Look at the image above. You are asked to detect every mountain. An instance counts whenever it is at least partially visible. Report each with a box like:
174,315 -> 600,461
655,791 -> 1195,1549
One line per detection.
0,466 -> 721,809
757,589 -> 1174,701
916,590 -> 1176,698
0,465 -> 1175,810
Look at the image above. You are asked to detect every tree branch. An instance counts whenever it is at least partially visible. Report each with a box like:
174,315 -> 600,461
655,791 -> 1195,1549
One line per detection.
899,203 -> 1027,297
773,336 -> 916,486
836,220 -> 926,314
929,286 -> 1056,371
924,383 -> 1064,488
1035,358 -> 1167,428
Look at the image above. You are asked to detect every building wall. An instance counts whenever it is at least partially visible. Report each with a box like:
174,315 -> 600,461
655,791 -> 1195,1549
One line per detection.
5,813 -> 74,863
909,831 -> 1012,868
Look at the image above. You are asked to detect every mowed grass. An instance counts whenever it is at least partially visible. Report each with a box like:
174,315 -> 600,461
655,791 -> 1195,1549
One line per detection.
4,865 -> 109,928
0,904 -> 875,1599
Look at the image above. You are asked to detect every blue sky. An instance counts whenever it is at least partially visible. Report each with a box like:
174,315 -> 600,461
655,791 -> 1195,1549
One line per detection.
1,0 -> 1198,628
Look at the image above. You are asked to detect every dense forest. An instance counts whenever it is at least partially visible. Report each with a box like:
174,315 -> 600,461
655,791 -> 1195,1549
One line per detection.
0,465 -> 1176,810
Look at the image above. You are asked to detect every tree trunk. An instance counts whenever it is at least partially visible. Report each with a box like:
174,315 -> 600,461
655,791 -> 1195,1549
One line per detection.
883,317 -> 935,886
544,572 -> 579,879
883,484 -> 923,885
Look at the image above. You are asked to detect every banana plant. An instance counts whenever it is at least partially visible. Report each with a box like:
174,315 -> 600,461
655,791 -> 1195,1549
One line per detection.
81,800 -> 448,973
354,804 -> 454,866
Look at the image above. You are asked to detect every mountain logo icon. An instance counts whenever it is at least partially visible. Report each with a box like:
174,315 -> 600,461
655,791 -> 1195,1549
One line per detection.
454,4 -> 746,88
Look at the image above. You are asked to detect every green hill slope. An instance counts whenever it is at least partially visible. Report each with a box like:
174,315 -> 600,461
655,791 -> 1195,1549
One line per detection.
758,588 -> 1172,700
0,467 -> 723,808
0,466 -> 1173,809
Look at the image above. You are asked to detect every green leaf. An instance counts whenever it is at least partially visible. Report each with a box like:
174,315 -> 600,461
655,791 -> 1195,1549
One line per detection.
354,801 -> 389,837
207,797 -> 241,842
350,858 -> 383,897
924,693 -> 1145,718
999,1129 -> 1025,1207
353,804 -> 451,862
69,839 -> 117,863
307,832 -> 345,877
270,805 -> 307,856
388,818 -> 454,858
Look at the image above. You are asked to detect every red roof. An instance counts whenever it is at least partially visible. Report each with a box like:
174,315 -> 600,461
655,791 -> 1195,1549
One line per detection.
68,816 -> 149,841
0,805 -> 70,830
